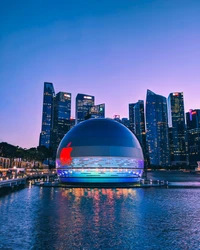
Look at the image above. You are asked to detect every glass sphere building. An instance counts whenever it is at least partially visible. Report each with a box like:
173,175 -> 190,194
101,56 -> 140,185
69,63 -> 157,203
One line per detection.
56,118 -> 144,183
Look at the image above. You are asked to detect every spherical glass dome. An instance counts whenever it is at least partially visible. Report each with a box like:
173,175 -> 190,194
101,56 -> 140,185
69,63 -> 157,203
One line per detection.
56,118 -> 144,183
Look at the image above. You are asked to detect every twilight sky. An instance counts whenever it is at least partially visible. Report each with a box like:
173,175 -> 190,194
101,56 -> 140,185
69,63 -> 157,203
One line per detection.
0,0 -> 200,148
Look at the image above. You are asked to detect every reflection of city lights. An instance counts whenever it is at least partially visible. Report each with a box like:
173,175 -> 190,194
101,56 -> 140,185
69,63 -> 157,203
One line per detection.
61,187 -> 137,205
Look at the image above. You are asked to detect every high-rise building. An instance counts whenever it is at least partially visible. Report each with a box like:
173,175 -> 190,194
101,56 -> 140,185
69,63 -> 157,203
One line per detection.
121,118 -> 130,128
89,103 -> 105,118
168,92 -> 187,166
129,100 -> 146,157
39,82 -> 55,148
76,94 -> 95,124
146,90 -> 170,167
186,109 -> 200,168
51,92 -> 71,155
129,103 -> 135,133
168,127 -> 174,163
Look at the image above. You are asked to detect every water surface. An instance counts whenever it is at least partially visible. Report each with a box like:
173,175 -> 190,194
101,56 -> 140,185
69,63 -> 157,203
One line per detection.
0,172 -> 200,250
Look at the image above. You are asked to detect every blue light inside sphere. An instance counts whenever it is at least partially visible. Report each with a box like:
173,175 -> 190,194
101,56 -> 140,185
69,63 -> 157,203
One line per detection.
56,118 -> 144,183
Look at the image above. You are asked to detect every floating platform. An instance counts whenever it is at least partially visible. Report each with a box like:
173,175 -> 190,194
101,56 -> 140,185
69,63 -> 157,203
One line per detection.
34,179 -> 200,188
34,179 -> 167,188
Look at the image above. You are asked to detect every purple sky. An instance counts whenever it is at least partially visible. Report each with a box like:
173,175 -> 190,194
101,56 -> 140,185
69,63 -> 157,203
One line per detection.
1,0 -> 200,148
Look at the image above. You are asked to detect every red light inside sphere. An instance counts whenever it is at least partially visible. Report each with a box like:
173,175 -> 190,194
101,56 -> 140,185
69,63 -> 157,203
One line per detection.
60,142 -> 73,166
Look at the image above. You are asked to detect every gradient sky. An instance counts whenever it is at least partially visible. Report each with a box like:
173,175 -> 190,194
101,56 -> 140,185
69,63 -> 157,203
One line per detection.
1,0 -> 200,148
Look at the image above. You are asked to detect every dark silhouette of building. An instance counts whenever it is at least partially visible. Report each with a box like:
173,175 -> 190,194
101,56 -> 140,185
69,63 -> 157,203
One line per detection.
39,82 -> 55,148
76,94 -> 95,124
121,118 -> 130,128
129,100 -> 146,160
129,103 -> 135,133
186,109 -> 200,168
168,92 -> 187,166
113,116 -> 130,129
146,90 -> 170,167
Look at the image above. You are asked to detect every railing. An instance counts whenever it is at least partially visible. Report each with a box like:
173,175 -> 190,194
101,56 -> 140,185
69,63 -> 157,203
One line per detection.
0,177 -> 27,188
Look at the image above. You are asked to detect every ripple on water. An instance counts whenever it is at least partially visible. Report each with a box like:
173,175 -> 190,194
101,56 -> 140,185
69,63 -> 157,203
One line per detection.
0,186 -> 200,250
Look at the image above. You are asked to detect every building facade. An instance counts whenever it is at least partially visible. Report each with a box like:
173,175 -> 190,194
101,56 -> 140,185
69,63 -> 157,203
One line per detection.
146,90 -> 170,167
168,92 -> 187,166
121,118 -> 130,128
129,100 -> 146,159
39,83 -> 72,158
76,94 -> 95,124
51,92 -> 71,155
39,82 -> 55,148
89,103 -> 105,118
186,109 -> 200,168
129,103 -> 135,133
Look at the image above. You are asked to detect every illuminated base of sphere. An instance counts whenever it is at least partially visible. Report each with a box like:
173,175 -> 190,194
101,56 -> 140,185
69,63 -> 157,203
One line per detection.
56,157 -> 144,183
58,176 -> 142,183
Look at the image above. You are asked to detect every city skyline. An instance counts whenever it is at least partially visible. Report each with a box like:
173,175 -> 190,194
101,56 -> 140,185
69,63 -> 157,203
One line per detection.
1,0 -> 200,148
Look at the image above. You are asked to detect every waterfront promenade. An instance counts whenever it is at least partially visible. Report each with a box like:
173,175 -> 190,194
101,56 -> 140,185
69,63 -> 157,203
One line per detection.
0,177 -> 26,188
0,170 -> 57,195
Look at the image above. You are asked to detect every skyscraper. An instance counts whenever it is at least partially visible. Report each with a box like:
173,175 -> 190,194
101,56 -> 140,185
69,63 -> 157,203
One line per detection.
186,109 -> 200,168
146,90 -> 170,167
129,103 -> 135,133
112,116 -> 130,128
51,92 -> 71,155
39,82 -> 55,148
168,92 -> 187,166
129,100 -> 146,156
76,94 -> 95,124
121,118 -> 130,128
89,103 -> 105,118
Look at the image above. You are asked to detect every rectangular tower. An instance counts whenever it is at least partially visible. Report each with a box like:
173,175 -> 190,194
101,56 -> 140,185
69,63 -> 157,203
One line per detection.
51,92 -> 71,155
146,90 -> 170,167
76,94 -> 95,124
168,92 -> 187,166
89,103 -> 105,118
186,109 -> 200,168
39,82 -> 55,148
121,118 -> 130,128
129,100 -> 146,161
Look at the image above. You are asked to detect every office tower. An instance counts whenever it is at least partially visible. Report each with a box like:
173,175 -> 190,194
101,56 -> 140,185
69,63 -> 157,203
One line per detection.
129,103 -> 135,133
39,82 -> 55,148
89,104 -> 105,118
168,127 -> 174,163
186,109 -> 200,168
129,100 -> 146,155
51,92 -> 71,155
76,94 -> 95,124
146,90 -> 170,167
168,92 -> 187,166
121,118 -> 130,128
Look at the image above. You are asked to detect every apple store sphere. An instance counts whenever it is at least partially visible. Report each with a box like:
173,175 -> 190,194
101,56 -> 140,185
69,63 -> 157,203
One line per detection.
56,118 -> 144,183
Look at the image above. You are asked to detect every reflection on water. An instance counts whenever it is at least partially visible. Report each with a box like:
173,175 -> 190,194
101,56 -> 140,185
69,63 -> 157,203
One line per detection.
0,173 -> 200,250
